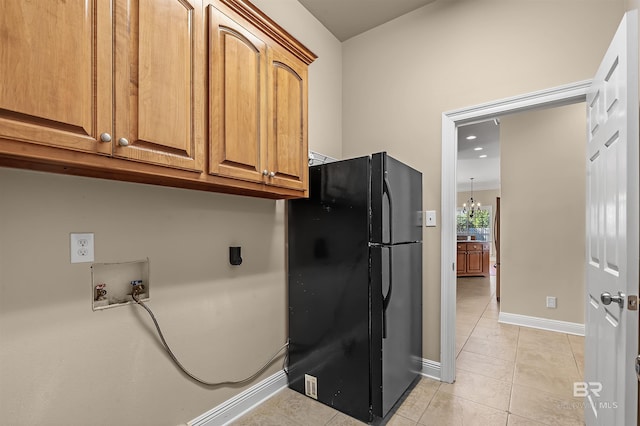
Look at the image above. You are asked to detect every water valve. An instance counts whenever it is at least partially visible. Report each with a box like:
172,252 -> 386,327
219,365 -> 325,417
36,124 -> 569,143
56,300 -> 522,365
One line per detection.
95,284 -> 107,301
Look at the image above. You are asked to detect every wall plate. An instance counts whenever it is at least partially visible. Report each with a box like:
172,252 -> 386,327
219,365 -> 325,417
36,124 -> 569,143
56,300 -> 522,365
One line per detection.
71,233 -> 94,263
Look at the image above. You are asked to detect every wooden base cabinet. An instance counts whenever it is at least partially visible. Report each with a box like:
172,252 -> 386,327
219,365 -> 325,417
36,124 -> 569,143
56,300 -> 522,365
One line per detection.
456,242 -> 490,277
0,0 -> 315,199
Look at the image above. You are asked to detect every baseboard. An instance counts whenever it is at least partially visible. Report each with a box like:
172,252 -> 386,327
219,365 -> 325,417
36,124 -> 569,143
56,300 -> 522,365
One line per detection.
420,358 -> 441,380
188,370 -> 288,426
499,312 -> 585,336
189,358 -> 441,425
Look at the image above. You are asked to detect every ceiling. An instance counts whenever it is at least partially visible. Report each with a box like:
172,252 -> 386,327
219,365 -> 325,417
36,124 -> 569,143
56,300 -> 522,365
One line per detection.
297,0 -> 436,41
296,0 -> 500,190
457,120 -> 501,192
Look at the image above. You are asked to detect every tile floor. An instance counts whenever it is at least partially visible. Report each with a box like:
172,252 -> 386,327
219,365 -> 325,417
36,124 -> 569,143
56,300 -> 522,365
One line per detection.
231,275 -> 585,425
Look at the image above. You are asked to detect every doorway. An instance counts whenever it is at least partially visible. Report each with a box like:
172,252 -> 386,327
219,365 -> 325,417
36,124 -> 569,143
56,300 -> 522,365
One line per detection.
455,120 -> 500,359
439,80 -> 591,383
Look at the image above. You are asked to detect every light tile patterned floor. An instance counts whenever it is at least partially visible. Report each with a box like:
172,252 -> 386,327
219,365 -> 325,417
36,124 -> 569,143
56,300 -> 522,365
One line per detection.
231,275 -> 585,425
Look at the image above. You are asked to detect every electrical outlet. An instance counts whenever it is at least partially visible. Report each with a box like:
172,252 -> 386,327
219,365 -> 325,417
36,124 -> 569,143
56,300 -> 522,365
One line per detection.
70,233 -> 94,263
546,296 -> 557,309
304,374 -> 318,400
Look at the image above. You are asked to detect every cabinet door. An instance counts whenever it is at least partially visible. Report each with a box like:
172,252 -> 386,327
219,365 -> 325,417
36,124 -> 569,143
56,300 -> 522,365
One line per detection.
113,0 -> 203,171
466,250 -> 483,274
208,5 -> 267,183
456,249 -> 467,274
265,44 -> 308,191
0,0 -> 111,154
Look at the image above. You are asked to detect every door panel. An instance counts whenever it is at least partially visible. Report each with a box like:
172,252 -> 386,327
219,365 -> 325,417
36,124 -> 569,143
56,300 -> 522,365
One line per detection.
266,45 -> 308,190
0,0 -> 111,154
386,154 -> 423,244
372,153 -> 423,244
466,250 -> 482,273
380,243 -> 422,417
457,249 -> 467,275
208,5 -> 266,183
114,0 -> 203,171
585,11 -> 638,426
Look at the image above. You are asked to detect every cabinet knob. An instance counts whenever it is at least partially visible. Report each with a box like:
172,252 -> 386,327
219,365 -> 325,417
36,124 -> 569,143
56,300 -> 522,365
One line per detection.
262,170 -> 269,176
99,133 -> 112,143
118,137 -> 130,147
269,171 -> 276,178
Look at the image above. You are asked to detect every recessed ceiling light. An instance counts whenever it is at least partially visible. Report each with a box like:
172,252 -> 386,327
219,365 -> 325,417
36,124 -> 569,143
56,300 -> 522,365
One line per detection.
479,154 -> 487,158
466,135 -> 477,140
474,147 -> 483,151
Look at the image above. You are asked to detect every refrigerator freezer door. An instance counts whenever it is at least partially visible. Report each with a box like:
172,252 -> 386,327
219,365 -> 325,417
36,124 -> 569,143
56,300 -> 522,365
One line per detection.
371,153 -> 423,245
371,242 -> 423,417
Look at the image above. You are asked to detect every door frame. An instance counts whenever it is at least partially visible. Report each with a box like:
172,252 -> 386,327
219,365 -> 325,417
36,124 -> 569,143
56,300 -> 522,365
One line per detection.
440,80 -> 592,383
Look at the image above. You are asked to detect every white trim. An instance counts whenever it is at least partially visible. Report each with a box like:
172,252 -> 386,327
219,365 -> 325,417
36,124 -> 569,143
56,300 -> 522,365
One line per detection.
188,370 -> 288,426
420,358 -> 441,380
189,358 -> 442,425
440,80 -> 591,384
498,312 -> 585,336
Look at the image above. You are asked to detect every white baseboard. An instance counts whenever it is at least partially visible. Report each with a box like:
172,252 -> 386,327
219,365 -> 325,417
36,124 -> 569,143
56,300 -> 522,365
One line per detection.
189,358 -> 441,426
499,312 -> 585,336
420,358 -> 441,380
188,370 -> 288,426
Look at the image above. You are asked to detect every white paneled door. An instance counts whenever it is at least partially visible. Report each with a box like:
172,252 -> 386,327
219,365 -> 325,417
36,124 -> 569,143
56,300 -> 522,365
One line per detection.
585,10 -> 638,426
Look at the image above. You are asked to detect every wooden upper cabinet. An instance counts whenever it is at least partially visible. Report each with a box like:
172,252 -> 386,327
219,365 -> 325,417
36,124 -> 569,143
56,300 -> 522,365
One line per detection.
208,5 -> 267,183
0,0 -> 315,199
206,0 -> 316,194
113,0 -> 204,171
266,45 -> 308,191
0,0 -> 111,155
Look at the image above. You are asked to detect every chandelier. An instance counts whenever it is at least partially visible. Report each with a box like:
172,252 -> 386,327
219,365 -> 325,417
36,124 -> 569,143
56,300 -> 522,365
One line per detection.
462,178 -> 480,218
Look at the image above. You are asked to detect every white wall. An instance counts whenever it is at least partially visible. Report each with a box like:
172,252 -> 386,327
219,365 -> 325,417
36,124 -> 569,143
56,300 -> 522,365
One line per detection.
0,1 -> 342,424
342,0 -> 627,360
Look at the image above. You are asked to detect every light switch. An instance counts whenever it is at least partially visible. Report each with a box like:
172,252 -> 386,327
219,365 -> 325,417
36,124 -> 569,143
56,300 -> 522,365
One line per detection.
425,211 -> 437,227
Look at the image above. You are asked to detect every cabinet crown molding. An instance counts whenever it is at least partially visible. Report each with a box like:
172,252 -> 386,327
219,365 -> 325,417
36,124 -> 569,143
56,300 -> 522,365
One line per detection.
220,0 -> 317,65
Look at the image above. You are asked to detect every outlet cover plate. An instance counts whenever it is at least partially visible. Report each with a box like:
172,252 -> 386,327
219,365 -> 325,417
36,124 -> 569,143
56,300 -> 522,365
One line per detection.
70,233 -> 94,263
546,296 -> 557,309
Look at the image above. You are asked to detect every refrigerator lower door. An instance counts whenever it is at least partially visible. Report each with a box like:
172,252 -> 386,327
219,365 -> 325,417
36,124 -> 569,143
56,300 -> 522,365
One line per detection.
372,242 -> 423,417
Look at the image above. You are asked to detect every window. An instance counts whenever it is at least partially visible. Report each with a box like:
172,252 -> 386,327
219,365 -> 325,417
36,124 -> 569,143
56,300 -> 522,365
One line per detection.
457,206 -> 492,242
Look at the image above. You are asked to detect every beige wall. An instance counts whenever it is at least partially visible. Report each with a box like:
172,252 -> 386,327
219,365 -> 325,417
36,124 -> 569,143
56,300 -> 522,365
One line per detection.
0,1 -> 342,425
252,0 -> 343,160
500,104 -> 586,324
342,0 -> 626,360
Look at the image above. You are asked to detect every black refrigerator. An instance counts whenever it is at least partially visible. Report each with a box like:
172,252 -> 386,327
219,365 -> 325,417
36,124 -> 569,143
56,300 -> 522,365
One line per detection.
287,152 -> 423,423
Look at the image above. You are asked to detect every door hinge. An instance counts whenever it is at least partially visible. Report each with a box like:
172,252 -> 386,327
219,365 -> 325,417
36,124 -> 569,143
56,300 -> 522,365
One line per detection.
628,295 -> 638,311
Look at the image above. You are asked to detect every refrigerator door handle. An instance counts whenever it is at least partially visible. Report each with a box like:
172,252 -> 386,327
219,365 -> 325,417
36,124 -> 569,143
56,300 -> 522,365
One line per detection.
382,156 -> 394,338
382,246 -> 392,339
383,173 -> 393,245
